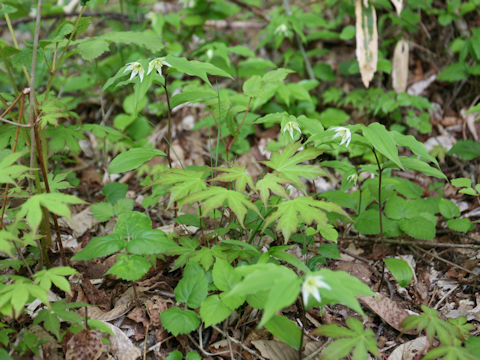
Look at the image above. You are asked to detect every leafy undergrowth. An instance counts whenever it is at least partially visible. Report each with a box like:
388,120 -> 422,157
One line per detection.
0,0 -> 479,359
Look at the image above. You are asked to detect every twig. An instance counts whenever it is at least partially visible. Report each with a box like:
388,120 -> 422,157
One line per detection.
433,284 -> 459,310
0,116 -> 32,127
187,333 -> 230,357
212,325 -> 266,360
228,0 -> 269,21
412,245 -> 478,276
0,11 -> 142,27
343,236 -> 480,248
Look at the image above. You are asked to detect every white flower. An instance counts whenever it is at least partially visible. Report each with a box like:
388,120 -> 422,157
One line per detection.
147,57 -> 171,76
302,275 -> 331,305
274,23 -> 290,37
180,0 -> 196,8
124,62 -> 145,82
347,173 -> 358,185
282,121 -> 301,141
332,126 -> 352,147
206,49 -> 214,60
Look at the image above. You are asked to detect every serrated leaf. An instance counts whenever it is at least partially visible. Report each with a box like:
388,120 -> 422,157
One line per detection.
72,233 -> 126,261
200,295 -> 232,327
399,214 -> 436,240
155,168 -> 208,208
255,173 -> 291,206
126,229 -> 178,255
184,186 -> 260,227
212,258 -> 241,292
174,272 -> 208,309
76,39 -> 109,61
214,166 -> 254,192
106,254 -> 151,281
264,196 -> 348,242
16,193 -> 85,231
263,143 -> 325,186
109,148 -> 165,174
161,307 -> 200,336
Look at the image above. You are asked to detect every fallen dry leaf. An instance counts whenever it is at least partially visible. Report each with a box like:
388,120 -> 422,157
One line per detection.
103,321 -> 142,360
359,292 -> 416,334
355,0 -> 378,88
65,329 -> 103,360
387,336 -> 427,360
251,340 -> 297,360
392,39 -> 409,93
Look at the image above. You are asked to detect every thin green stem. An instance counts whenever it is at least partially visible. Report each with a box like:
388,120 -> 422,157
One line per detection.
372,148 -> 385,290
4,12 -> 30,84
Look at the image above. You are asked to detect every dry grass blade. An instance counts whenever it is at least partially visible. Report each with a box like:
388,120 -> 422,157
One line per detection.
392,39 -> 409,93
390,0 -> 404,15
355,0 -> 378,88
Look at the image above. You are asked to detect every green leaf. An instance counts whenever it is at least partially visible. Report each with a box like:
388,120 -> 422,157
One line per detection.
114,212 -> 152,237
16,193 -> 85,231
109,148 -> 165,174
263,143 -> 326,186
214,166 -> 254,192
384,258 -> 413,287
264,315 -> 302,350
255,173 -> 291,206
0,151 -> 29,185
438,199 -> 460,219
34,267 -> 77,294
318,108 -> 350,127
264,196 -> 348,242
399,214 -> 436,240
71,233 -> 126,261
106,254 -> 151,281
155,168 -> 208,208
451,177 -> 472,188
200,295 -> 233,327
448,140 -> 480,161
174,272 -> 208,309
126,230 -> 178,255
90,202 -> 114,222
398,157 -> 447,180
447,218 -> 472,233
438,63 -> 468,82
316,318 -> 380,360
212,258 -> 241,292
184,186 -> 261,227
165,351 -> 182,360
165,56 -> 233,85
362,123 -> 403,169
161,307 -> 200,336
76,39 -> 110,61
100,31 -> 164,52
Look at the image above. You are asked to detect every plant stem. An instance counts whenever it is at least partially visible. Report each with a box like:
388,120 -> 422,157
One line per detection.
4,13 -> 30,84
162,75 -> 173,168
372,148 -> 385,290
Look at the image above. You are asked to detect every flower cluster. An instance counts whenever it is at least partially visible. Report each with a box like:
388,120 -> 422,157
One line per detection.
123,57 -> 171,82
302,274 -> 331,305
332,126 -> 352,147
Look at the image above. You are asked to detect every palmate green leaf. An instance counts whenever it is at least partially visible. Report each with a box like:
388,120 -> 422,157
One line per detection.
0,280 -> 48,318
109,148 -> 166,174
424,341 -> 479,360
263,143 -> 326,186
161,307 -> 200,336
165,56 -> 233,85
255,173 -> 291,206
155,168 -> 208,208
213,166 -> 254,192
362,123 -> 403,169
16,193 -> 85,231
264,196 -> 348,242
33,266 -> 77,295
184,186 -> 261,227
401,305 -> 458,344
316,318 -> 380,360
0,151 -> 28,184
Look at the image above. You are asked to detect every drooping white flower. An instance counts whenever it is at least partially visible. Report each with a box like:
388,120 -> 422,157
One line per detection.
302,275 -> 331,305
282,120 -> 301,140
274,23 -> 290,37
332,126 -> 352,147
347,173 -> 358,185
206,49 -> 214,60
180,0 -> 196,8
147,57 -> 171,76
124,62 -> 145,82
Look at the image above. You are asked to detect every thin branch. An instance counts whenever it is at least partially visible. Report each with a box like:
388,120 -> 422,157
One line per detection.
212,325 -> 266,360
0,116 -> 32,127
